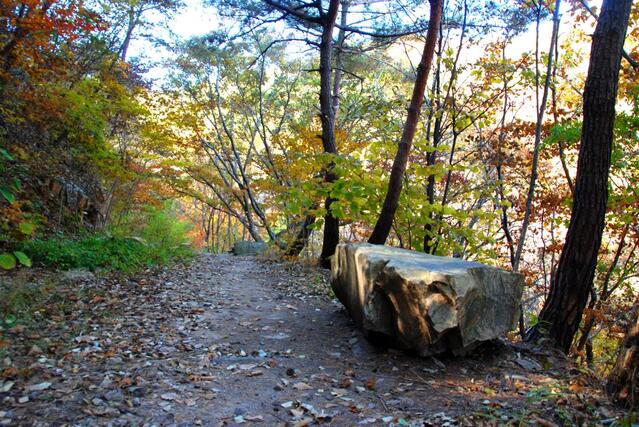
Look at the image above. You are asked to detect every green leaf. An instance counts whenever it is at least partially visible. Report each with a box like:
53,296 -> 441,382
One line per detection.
4,314 -> 16,327
18,222 -> 36,235
13,251 -> 31,267
0,253 -> 16,270
0,148 -> 13,161
0,187 -> 15,204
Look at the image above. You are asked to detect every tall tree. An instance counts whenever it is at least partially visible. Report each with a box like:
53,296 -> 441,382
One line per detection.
368,0 -> 442,244
317,0 -> 341,267
512,0 -> 561,272
284,0 -> 350,259
525,0 -> 633,352
211,0 -> 342,265
210,0 -> 431,260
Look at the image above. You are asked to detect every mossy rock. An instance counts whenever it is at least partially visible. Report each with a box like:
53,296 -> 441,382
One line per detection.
232,241 -> 268,256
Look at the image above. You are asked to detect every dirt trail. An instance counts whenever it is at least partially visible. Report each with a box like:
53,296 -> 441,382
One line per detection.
1,255 -> 622,426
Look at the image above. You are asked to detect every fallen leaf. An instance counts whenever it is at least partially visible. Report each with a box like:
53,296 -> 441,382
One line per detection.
74,335 -> 97,344
0,381 -> 14,392
8,325 -> 25,335
339,377 -> 353,388
26,382 -> 51,392
292,382 -> 312,391
532,415 -> 560,427
161,392 -> 178,401
238,364 -> 257,371
28,345 -> 43,356
293,418 -> 312,427
286,368 -> 298,377
364,378 -> 376,390
569,383 -> 582,393
118,377 -> 133,388
290,407 -> 305,418
2,367 -> 18,378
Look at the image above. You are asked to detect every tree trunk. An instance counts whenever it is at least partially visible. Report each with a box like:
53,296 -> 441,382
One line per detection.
423,22 -> 444,253
496,41 -> 516,269
332,0 -> 349,117
525,0 -> 632,352
428,0 -> 468,254
606,293 -> 639,408
284,214 -> 317,257
318,0 -> 341,268
368,0 -> 442,245
513,0 -> 561,272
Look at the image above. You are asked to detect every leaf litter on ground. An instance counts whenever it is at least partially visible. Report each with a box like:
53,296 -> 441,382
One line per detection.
0,254 -> 629,426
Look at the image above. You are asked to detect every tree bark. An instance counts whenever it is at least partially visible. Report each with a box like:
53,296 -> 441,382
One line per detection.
422,30 -> 442,252
525,0 -> 633,352
318,0 -> 341,268
606,293 -> 639,408
245,0 -> 342,264
284,213 -> 317,257
428,0 -> 468,255
496,41 -> 516,269
513,0 -> 561,272
332,0 -> 349,117
368,0 -> 442,245
119,6 -> 142,62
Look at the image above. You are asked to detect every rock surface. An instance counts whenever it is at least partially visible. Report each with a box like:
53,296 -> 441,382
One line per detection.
232,240 -> 268,256
331,243 -> 524,356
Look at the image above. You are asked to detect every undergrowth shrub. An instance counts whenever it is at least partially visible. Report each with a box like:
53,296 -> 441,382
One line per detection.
21,203 -> 194,272
23,235 -> 146,272
113,202 -> 194,265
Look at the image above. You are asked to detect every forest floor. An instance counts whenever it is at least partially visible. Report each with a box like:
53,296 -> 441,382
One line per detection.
0,254 -> 630,426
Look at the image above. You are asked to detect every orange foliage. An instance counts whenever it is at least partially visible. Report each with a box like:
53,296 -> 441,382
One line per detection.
0,0 -> 103,77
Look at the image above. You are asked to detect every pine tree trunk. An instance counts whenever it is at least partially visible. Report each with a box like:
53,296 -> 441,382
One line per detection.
606,294 -> 639,408
368,0 -> 442,245
318,0 -> 341,268
525,0 -> 632,352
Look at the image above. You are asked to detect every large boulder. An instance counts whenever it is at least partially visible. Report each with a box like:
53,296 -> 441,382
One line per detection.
232,240 -> 268,256
331,243 -> 524,356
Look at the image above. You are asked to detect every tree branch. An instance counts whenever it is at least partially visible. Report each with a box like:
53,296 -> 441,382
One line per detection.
578,0 -> 638,70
